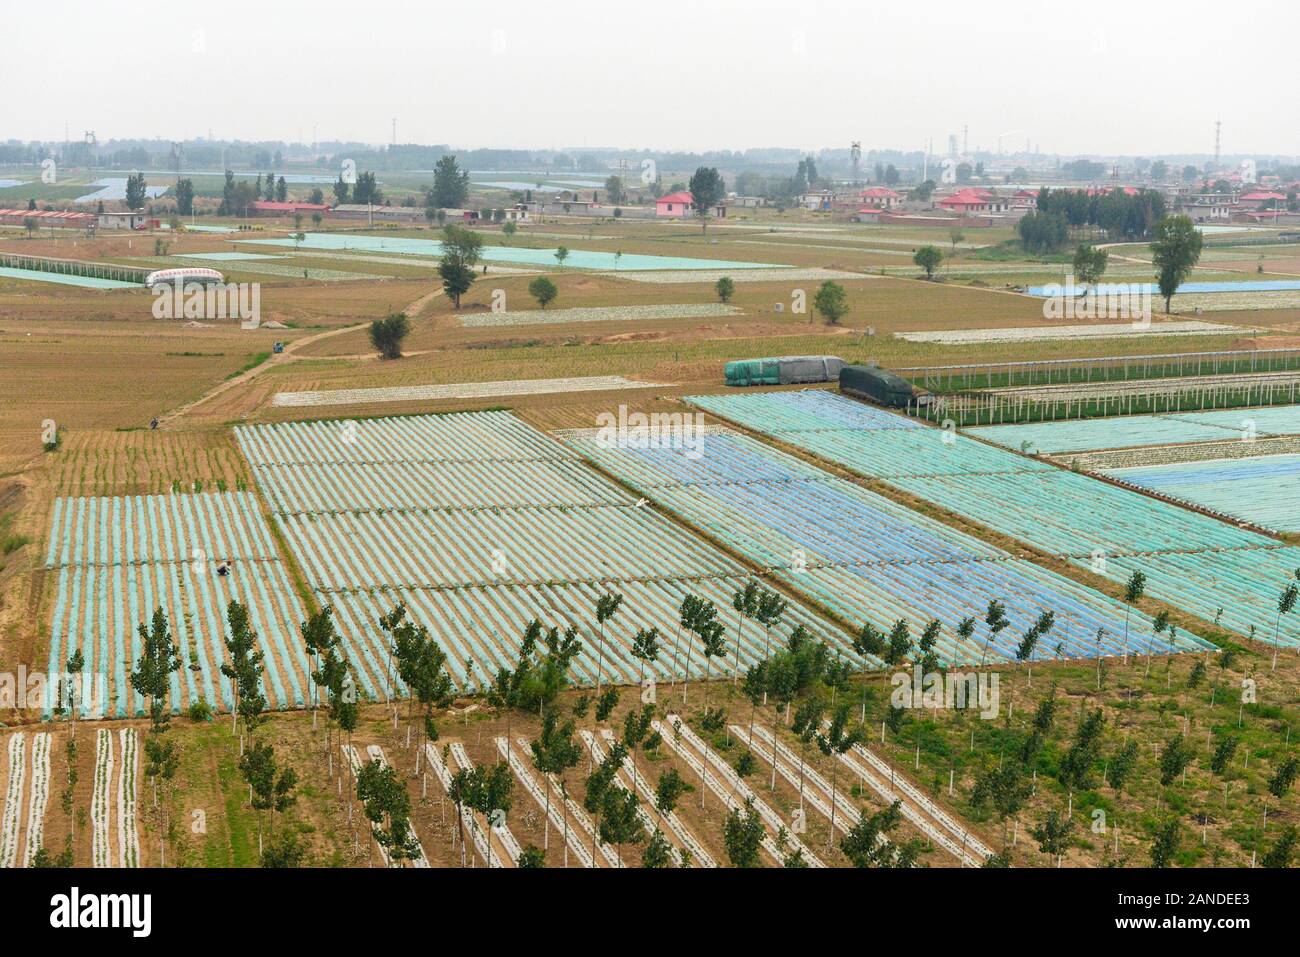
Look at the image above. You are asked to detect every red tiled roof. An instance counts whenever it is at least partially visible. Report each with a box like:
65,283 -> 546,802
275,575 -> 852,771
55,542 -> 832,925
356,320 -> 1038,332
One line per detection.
656,191 -> 694,205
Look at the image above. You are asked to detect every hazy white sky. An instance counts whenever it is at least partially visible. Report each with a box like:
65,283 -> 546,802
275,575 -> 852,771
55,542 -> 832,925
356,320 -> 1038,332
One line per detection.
5,0 -> 1297,157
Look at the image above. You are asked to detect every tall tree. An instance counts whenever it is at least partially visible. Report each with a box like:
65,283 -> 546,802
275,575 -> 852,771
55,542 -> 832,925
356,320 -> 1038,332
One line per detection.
1150,215 -> 1203,313
688,166 -> 725,234
130,608 -> 181,732
431,154 -> 470,209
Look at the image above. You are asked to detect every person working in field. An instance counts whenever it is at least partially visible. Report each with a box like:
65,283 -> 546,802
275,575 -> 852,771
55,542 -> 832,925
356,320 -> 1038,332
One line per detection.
216,559 -> 232,577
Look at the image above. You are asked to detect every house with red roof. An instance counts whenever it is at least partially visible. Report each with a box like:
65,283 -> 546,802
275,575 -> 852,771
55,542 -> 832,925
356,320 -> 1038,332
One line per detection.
654,191 -> 726,218
1238,190 -> 1287,211
936,189 -> 1008,214
858,186 -> 902,209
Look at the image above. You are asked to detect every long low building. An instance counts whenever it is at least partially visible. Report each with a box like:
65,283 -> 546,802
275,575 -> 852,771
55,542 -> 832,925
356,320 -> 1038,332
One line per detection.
0,208 -> 96,229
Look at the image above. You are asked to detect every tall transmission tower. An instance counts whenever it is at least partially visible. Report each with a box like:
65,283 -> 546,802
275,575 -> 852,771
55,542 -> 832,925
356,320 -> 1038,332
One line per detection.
850,141 -> 861,185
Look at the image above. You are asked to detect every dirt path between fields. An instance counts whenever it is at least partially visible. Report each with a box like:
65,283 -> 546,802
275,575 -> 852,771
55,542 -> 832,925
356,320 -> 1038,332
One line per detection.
158,288 -> 444,427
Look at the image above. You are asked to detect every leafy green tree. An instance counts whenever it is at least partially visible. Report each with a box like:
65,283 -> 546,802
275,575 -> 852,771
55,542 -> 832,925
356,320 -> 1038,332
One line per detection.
130,607 -> 181,732
1032,808 -> 1074,867
722,797 -> 764,867
1262,825 -> 1297,868
815,702 -> 864,845
688,166 -> 725,233
439,225 -> 484,307
554,246 -> 569,267
812,280 -> 849,324
174,178 -> 194,216
1150,215 -> 1203,313
1268,755 -> 1299,800
357,759 -> 421,866
840,800 -> 905,867
791,697 -> 824,813
1072,244 -> 1108,286
972,763 -> 1032,846
1107,739 -> 1139,793
531,708 -> 581,853
980,600 -> 1009,667
1150,818 -> 1181,868
516,844 -> 546,868
884,618 -> 912,667
368,312 -> 410,360
261,830 -> 305,867
642,828 -> 674,868
431,154 -> 470,208
630,627 -> 661,689
1158,733 -> 1196,787
913,245 -> 943,279
714,276 -> 735,303
1059,708 -> 1105,792
125,172 -> 148,210
654,767 -> 690,822
527,276 -> 558,309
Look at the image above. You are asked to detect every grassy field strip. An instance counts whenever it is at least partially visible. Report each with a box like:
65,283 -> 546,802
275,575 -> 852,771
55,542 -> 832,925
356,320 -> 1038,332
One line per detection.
43,492 -> 310,717
651,718 -> 788,866
271,375 -> 669,408
688,390 -> 1300,645
0,734 -> 24,867
117,728 -> 139,868
733,239 -> 915,256
895,321 -> 1246,344
594,729 -> 716,867
495,737 -> 598,867
92,728 -> 114,867
19,733 -> 51,867
662,713 -> 825,867
563,424 -> 1181,662
606,267 -> 865,284
366,745 -> 430,867
580,730 -> 683,866
342,745 -> 392,866
449,742 -> 522,867
423,743 -> 501,866
460,303 -> 741,328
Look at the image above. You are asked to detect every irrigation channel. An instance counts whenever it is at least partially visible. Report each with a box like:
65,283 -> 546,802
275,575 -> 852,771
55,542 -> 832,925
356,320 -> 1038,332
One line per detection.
686,389 -> 1300,649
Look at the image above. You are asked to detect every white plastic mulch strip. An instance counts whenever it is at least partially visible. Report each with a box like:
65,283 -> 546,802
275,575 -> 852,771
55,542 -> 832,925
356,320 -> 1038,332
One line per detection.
895,321 -> 1245,344
496,736 -> 596,868
0,734 -> 25,867
92,728 -> 114,867
20,733 -> 51,866
460,303 -> 741,328
117,728 -> 139,868
657,715 -> 825,867
272,375 -> 668,408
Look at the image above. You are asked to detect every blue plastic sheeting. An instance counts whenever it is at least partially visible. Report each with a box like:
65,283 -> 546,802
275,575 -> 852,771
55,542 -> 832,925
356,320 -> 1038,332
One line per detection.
1107,454 -> 1300,532
1027,279 -> 1300,296
686,390 -> 1300,646
238,232 -> 787,271
564,428 -> 1214,664
44,493 -> 309,718
0,267 -> 140,289
969,405 -> 1300,454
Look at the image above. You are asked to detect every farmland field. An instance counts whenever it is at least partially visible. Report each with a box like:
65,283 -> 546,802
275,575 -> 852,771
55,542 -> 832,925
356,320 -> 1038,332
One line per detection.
687,389 -> 1300,646
235,411 -> 856,695
43,491 -> 309,716
562,425 -> 1214,662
